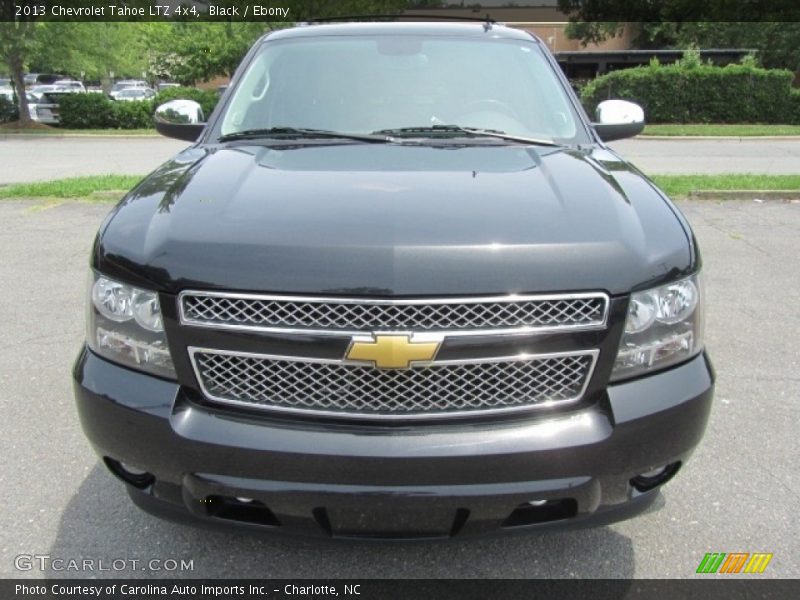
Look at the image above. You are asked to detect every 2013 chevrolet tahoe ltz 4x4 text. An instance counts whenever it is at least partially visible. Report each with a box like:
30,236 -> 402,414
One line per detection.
73,22 -> 714,539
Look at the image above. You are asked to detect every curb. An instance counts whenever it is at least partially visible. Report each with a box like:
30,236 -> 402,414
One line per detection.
640,135 -> 800,141
686,190 -> 800,200
0,133 -> 161,140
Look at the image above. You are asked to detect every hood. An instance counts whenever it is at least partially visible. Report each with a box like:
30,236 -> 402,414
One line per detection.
96,143 -> 693,296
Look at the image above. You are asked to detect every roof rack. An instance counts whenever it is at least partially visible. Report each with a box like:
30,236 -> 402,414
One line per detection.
299,13 -> 496,27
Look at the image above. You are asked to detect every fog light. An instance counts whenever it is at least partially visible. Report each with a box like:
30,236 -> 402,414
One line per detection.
205,495 -> 281,527
639,466 -> 668,478
630,462 -> 681,492
120,462 -> 149,476
103,457 -> 155,489
502,498 -> 578,527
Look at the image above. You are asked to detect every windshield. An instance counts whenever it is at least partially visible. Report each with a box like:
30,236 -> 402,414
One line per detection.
218,35 -> 587,144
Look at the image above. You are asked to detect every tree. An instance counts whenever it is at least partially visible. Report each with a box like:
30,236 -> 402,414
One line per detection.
30,22 -> 150,81
145,0 -> 411,85
672,22 -> 800,72
1,0 -> 419,123
557,0 -> 800,24
144,22 -> 272,85
558,1 -> 800,71
0,6 -> 153,124
0,6 -> 37,124
275,0 -> 412,22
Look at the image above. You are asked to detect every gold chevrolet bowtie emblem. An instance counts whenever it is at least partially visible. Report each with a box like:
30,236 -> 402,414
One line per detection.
346,334 -> 441,369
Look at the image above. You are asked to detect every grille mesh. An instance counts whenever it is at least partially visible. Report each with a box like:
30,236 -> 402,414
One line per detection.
181,294 -> 607,333
192,351 -> 595,417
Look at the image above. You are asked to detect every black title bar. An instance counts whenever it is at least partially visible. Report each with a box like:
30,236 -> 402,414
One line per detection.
3,579 -> 800,600
2,1 -> 800,23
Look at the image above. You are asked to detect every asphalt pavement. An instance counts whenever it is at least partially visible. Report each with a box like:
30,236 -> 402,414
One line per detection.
611,137 -> 800,175
0,136 -> 188,184
1,135 -> 800,184
0,198 -> 797,578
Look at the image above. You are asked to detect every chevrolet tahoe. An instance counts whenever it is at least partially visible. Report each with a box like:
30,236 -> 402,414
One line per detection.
73,22 -> 714,539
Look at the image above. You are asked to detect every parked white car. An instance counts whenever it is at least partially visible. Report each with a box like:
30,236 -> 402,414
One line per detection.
53,79 -> 86,93
115,87 -> 156,102
29,84 -> 72,101
109,80 -> 148,99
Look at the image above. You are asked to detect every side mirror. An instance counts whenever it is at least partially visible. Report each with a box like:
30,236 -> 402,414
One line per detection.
592,99 -> 645,142
154,99 -> 206,142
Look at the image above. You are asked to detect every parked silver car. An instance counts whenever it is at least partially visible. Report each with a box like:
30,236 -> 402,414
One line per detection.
29,92 -> 65,124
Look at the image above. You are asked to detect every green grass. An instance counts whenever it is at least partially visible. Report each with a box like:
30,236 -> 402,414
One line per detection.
4,122 -> 800,137
652,174 -> 800,197
4,124 -> 799,137
643,124 -> 800,137
0,175 -> 142,199
2,173 -> 799,201
0,127 -> 156,136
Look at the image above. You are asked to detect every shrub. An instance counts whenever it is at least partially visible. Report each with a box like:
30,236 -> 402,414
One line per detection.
581,59 -> 796,124
676,46 -> 704,70
58,94 -> 115,128
568,78 -> 591,96
57,86 -> 219,129
111,99 -> 155,129
788,89 -> 800,125
0,95 -> 18,123
60,93 -> 153,129
153,86 -> 218,121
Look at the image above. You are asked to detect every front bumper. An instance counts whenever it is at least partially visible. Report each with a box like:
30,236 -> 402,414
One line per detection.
73,348 -> 714,539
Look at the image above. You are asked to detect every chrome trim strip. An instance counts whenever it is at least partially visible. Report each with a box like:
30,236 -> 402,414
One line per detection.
187,346 -> 600,421
178,290 -> 610,338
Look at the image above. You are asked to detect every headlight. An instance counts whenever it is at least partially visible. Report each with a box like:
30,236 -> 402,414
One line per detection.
131,290 -> 164,332
611,273 -> 704,381
86,273 -> 175,379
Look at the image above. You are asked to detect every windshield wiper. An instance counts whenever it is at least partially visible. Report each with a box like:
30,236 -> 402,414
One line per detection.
218,127 -> 397,144
372,125 -> 559,147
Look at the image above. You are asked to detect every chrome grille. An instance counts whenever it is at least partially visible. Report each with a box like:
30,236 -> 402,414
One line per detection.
180,292 -> 608,335
190,349 -> 597,419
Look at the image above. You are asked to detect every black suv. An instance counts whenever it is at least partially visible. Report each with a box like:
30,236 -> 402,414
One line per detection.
73,23 -> 714,539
